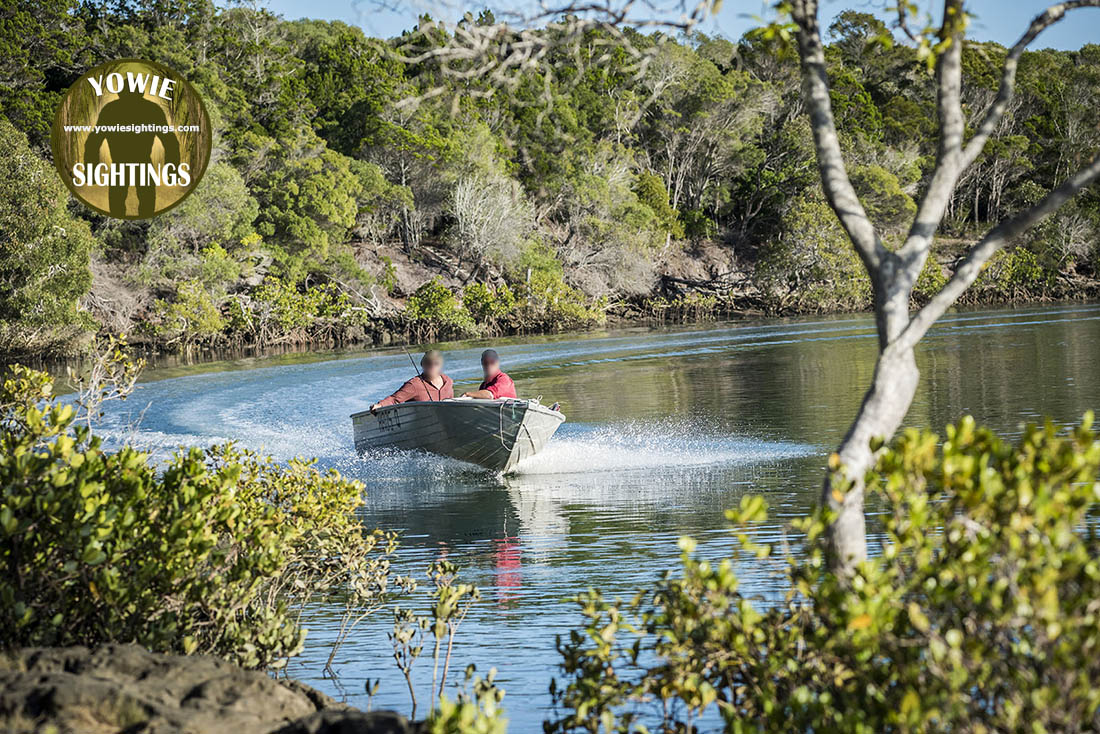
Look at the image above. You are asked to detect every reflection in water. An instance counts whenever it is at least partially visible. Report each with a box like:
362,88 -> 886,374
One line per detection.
90,304 -> 1100,729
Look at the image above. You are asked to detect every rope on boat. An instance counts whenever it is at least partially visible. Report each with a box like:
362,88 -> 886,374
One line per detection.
498,401 -> 513,450
498,400 -> 526,452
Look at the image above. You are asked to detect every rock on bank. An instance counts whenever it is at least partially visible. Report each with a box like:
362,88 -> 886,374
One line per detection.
0,645 -> 417,734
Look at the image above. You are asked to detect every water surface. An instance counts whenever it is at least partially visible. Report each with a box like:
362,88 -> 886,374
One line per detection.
95,303 -> 1100,727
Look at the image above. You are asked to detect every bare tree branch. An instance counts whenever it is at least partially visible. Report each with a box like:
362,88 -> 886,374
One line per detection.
894,3 -> 918,43
962,0 -> 1100,168
790,0 -> 885,275
383,0 -> 716,112
899,0 -> 965,259
898,150 -> 1100,351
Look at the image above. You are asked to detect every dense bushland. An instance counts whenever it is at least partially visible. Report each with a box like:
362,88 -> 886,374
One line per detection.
1,3 -> 1098,357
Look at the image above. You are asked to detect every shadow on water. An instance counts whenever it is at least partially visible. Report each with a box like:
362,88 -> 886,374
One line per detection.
83,303 -> 1100,728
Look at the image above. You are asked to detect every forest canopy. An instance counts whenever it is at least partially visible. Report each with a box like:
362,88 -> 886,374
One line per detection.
1,1 -> 1098,356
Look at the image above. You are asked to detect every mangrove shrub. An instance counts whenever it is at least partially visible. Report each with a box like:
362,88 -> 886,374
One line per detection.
549,415 -> 1100,733
0,366 -> 403,669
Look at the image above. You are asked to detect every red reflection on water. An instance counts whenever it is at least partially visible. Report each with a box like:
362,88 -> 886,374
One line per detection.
492,537 -> 521,606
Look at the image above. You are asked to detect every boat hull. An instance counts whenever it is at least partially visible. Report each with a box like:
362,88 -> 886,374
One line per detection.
351,399 -> 565,472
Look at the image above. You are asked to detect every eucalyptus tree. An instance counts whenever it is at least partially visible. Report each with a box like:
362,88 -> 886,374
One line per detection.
450,173 -> 531,277
383,0 -> 1100,570
638,44 -> 768,215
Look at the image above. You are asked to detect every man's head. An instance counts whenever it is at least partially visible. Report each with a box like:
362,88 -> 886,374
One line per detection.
480,349 -> 501,379
421,349 -> 444,379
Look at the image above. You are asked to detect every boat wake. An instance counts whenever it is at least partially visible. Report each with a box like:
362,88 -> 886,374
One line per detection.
509,419 -> 816,476
89,396 -> 816,484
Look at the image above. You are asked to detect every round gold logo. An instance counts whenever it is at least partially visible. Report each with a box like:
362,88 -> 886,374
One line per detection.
50,58 -> 212,219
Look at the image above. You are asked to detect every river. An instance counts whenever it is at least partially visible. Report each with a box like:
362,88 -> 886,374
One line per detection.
92,303 -> 1100,728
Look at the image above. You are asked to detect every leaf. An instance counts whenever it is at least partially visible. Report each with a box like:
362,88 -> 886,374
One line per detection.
908,602 -> 930,634
848,613 -> 872,631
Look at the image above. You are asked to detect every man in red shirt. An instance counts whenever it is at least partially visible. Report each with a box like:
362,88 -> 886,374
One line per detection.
370,350 -> 454,412
463,349 -> 517,400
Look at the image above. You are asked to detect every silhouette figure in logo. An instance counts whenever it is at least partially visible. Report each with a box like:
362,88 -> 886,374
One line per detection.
83,87 -> 180,217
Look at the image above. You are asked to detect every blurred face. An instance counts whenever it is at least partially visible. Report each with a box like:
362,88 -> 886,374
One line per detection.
481,355 -> 500,378
422,354 -> 443,379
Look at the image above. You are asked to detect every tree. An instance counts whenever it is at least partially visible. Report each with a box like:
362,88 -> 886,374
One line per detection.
245,130 -> 367,277
827,10 -> 889,66
0,0 -> 88,147
0,118 -> 94,355
785,0 -> 1100,570
146,162 -> 259,258
449,173 -> 531,277
637,44 -> 766,216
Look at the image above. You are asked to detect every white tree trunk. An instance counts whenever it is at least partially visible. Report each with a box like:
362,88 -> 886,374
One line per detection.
825,344 -> 919,565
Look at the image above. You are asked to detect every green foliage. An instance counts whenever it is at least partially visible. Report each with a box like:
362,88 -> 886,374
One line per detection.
515,244 -> 604,332
0,0 -> 84,146
0,118 -> 94,355
404,268 -> 601,341
550,415 -> 1100,733
680,208 -> 717,242
380,255 -> 399,294
153,280 -> 226,346
226,277 -> 369,346
882,96 -> 935,147
645,292 -> 724,323
828,10 -> 890,65
849,164 -> 917,232
757,195 -> 872,311
633,172 -> 683,238
912,251 -> 948,303
426,666 -> 508,734
828,66 -> 883,143
973,246 -> 1057,300
198,244 -> 243,289
406,279 -> 476,338
250,132 -> 367,276
463,282 -> 516,329
0,366 -> 401,670
146,162 -> 259,260
294,24 -> 401,151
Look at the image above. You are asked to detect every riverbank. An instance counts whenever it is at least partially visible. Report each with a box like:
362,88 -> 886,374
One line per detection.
0,644 -> 417,734
13,235 -> 1100,367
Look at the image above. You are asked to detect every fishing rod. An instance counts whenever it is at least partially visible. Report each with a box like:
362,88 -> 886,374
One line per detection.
402,345 -> 436,401
401,344 -> 420,376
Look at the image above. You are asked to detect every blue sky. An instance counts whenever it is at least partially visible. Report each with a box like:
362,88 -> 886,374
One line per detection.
262,1 -> 1099,49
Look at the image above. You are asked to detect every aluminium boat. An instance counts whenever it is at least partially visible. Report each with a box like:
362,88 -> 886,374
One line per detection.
350,398 -> 565,473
